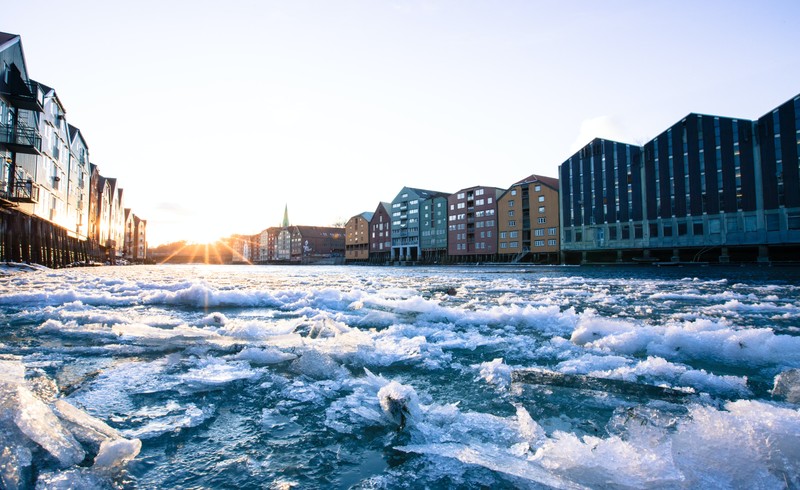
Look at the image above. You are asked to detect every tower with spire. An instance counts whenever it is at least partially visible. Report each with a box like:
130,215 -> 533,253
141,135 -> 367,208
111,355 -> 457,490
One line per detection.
282,204 -> 290,228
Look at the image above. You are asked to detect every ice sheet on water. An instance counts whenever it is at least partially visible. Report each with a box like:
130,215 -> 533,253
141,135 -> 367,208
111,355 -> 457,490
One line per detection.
33,468 -> 112,490
290,349 -> 349,380
557,354 -> 748,397
68,358 -> 178,416
122,402 -> 214,439
180,357 -> 260,388
52,399 -> 123,451
571,313 -> 800,368
234,346 -> 297,365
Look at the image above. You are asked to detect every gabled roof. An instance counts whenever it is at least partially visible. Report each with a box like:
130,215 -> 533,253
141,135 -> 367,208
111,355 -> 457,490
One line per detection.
68,124 -> 89,149
31,81 -> 67,112
0,33 -> 30,84
393,186 -> 450,202
0,32 -> 19,47
511,174 -> 559,191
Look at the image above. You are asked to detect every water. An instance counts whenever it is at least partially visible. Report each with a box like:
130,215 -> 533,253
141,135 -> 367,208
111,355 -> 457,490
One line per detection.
1,264 -> 799,489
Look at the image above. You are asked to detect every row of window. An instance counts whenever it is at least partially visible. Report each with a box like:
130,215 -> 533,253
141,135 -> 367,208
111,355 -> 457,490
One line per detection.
499,239 -> 556,249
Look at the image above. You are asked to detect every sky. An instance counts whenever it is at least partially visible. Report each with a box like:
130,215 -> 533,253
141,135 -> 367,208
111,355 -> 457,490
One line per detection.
4,1 -> 800,246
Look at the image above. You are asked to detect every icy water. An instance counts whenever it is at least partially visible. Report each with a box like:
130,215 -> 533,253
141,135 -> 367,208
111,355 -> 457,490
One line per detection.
1,264 -> 800,489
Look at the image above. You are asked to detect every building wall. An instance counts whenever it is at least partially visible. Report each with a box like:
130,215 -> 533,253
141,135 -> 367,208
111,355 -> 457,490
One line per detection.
447,186 -> 502,257
390,187 -> 448,261
67,128 -> 90,239
559,95 -> 800,262
369,202 -> 391,262
421,196 -> 448,256
497,177 -> 558,259
560,139 -> 642,254
345,214 -> 371,261
133,215 -> 147,261
757,95 -> 800,245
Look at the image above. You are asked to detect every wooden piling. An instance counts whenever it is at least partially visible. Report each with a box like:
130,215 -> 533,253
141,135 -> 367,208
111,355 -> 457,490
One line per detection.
0,208 -> 102,268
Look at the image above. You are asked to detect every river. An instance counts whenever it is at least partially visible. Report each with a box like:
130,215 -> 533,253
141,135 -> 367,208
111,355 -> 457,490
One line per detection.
1,263 -> 799,489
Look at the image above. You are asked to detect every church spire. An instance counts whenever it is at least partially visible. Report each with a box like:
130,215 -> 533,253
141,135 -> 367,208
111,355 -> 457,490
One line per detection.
282,204 -> 290,228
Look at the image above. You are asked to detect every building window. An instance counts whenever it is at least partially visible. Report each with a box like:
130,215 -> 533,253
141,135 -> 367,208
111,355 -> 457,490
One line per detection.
538,206 -> 545,213
548,239 -> 557,246
534,228 -> 544,236
509,200 -> 515,207
535,185 -> 541,192
547,227 -> 557,235
509,241 -> 519,248
508,210 -> 515,217
508,220 -> 516,227
509,231 -> 518,238
538,195 -> 545,202
534,240 -> 545,247
538,217 -> 546,224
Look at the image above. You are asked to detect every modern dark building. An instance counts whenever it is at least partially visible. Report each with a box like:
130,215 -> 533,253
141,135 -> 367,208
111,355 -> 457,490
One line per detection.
560,93 -> 800,263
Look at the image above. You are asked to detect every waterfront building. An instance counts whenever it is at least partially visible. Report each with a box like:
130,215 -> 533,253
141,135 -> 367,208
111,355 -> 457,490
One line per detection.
0,31 -> 143,267
755,94 -> 800,260
369,202 -> 391,264
35,83 -> 72,231
345,212 -> 373,262
67,124 -> 90,239
90,172 -> 113,257
229,233 -> 257,264
447,185 -> 504,262
132,213 -> 147,262
497,174 -> 560,263
258,227 -> 280,262
420,194 -> 449,263
390,186 -> 449,262
281,226 -> 344,263
111,185 -> 125,261
123,208 -> 134,259
123,209 -> 147,262
559,93 -> 800,263
0,32 -> 43,209
559,138 -> 644,263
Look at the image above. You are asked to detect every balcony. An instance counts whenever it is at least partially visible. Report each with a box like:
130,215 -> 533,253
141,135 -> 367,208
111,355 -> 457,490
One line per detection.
1,79 -> 45,112
1,178 -> 40,204
0,123 -> 42,154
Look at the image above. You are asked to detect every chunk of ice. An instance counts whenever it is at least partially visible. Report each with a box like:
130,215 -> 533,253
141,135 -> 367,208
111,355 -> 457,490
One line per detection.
0,381 -> 84,468
772,368 -> 800,403
93,437 -> 142,471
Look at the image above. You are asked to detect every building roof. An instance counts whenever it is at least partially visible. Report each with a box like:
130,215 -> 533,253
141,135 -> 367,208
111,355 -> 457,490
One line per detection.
0,32 -> 19,47
394,186 -> 450,202
352,211 -> 374,222
512,174 -> 559,191
290,225 -> 345,239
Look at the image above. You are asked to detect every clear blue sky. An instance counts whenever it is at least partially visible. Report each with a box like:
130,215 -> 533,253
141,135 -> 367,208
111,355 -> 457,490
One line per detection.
5,1 -> 799,245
